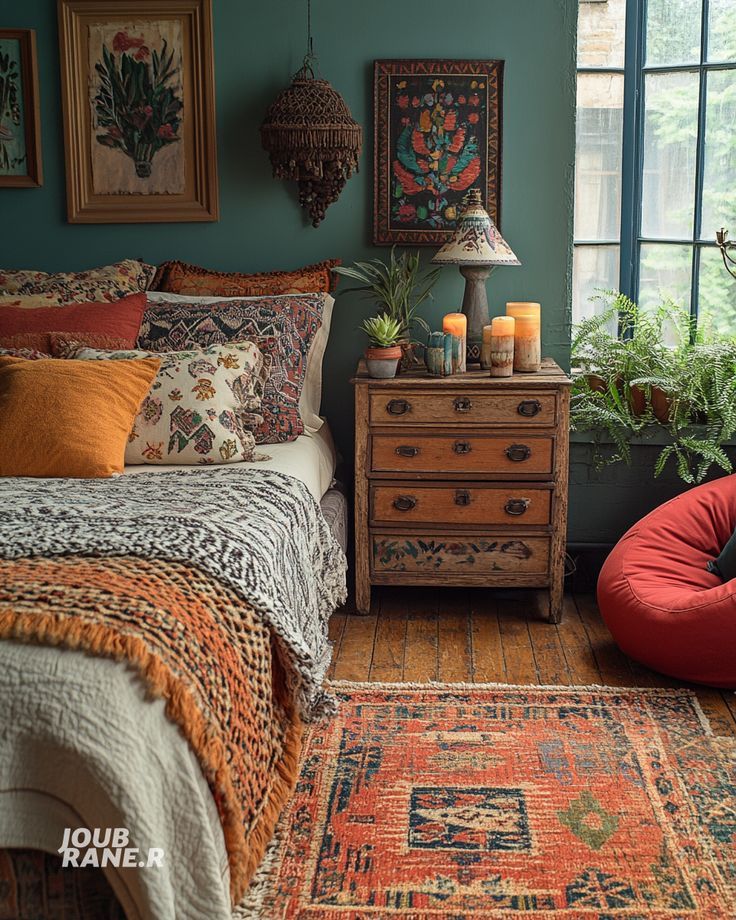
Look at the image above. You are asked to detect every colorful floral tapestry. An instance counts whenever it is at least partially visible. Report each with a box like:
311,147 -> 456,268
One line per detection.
374,60 -> 502,245
248,684 -> 736,918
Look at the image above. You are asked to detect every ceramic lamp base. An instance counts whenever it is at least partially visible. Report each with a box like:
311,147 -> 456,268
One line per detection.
460,264 -> 492,366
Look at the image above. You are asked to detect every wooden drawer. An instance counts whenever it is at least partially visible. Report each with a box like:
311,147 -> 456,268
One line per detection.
371,483 -> 552,526
372,533 -> 550,576
370,390 -> 556,427
371,433 -> 554,475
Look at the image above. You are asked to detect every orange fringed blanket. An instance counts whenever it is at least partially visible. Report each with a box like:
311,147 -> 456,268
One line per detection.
0,554 -> 301,905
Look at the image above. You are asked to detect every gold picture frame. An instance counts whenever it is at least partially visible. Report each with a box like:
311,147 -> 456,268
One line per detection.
0,29 -> 43,188
58,0 -> 219,223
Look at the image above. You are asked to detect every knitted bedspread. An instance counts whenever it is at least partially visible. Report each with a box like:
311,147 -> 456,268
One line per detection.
0,468 -> 347,905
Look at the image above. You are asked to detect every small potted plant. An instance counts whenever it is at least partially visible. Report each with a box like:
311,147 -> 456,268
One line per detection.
361,313 -> 404,378
334,248 -> 439,370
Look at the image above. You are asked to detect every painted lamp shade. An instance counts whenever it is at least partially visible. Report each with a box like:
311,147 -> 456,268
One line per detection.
432,189 -> 520,364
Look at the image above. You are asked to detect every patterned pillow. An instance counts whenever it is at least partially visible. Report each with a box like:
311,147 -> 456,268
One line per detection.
0,259 -> 156,303
151,258 -> 339,297
138,294 -> 327,444
0,346 -> 47,360
59,340 -> 268,465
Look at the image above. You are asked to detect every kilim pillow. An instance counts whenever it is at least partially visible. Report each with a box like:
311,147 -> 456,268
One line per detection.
138,293 -> 328,444
58,340 -> 268,465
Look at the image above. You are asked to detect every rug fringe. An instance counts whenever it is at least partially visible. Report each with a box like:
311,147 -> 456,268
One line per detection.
327,678 -> 700,696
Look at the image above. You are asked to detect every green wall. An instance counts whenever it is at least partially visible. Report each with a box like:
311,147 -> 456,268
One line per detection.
0,0 -> 577,465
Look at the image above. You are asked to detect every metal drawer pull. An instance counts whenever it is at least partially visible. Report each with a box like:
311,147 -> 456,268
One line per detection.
453,440 -> 472,455
517,399 -> 542,417
505,443 -> 532,462
504,498 -> 530,516
453,396 -> 473,413
387,398 -> 411,416
395,445 -> 419,457
454,490 -> 471,506
393,495 -> 417,512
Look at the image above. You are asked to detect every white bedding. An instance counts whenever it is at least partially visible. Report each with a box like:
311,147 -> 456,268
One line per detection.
122,422 -> 337,502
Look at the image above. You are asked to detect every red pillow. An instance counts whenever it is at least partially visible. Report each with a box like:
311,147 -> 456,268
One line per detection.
0,293 -> 147,352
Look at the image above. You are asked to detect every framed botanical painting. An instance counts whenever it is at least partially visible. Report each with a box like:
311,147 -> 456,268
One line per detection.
0,29 -> 42,187
58,0 -> 218,223
373,59 -> 503,245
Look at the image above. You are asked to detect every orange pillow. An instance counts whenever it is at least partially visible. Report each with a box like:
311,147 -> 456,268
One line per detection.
0,356 -> 160,478
151,258 -> 340,297
0,292 -> 147,352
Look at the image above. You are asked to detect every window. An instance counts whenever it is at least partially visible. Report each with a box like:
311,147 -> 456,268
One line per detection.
573,0 -> 736,332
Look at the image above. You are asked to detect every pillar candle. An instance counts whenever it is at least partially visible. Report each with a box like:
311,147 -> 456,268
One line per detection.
508,309 -> 541,373
506,302 -> 541,323
490,315 -> 515,377
480,324 -> 493,369
442,313 -> 467,373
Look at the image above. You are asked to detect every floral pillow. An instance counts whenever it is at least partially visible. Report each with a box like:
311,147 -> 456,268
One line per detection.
151,258 -> 339,297
59,340 -> 268,465
0,259 -> 156,304
138,293 -> 327,444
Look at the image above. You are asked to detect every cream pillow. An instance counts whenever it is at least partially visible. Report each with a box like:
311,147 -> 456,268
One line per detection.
59,340 -> 268,465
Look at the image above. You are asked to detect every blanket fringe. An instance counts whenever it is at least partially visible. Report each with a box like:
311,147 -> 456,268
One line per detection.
0,608 -> 302,906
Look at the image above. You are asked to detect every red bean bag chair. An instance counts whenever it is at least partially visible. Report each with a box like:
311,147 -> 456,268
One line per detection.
597,475 -> 736,688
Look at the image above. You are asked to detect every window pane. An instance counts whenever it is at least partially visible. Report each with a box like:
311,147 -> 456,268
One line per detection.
639,243 -> 693,311
577,0 -> 627,68
641,72 -> 699,239
698,246 -> 736,336
575,73 -> 624,241
708,0 -> 736,63
646,0 -> 702,67
572,245 -> 620,324
701,68 -> 736,241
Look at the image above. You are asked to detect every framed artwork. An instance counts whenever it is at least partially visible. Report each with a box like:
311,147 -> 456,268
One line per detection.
373,59 -> 503,246
0,29 -> 42,187
58,0 -> 218,223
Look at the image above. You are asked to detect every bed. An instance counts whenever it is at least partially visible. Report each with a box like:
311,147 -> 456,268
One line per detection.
0,426 -> 347,920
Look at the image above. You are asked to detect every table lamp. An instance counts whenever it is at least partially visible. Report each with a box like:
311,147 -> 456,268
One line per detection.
432,188 -> 520,365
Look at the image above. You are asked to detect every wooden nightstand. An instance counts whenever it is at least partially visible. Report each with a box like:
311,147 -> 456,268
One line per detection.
352,358 -> 572,622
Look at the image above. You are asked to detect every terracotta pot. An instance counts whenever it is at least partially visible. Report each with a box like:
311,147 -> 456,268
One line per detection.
629,384 -> 647,417
365,345 -> 401,379
651,386 -> 672,423
584,373 -> 607,393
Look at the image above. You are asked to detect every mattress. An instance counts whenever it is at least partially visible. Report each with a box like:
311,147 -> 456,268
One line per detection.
122,422 -> 337,502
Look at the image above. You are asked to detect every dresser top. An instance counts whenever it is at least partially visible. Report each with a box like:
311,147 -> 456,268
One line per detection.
352,357 -> 571,389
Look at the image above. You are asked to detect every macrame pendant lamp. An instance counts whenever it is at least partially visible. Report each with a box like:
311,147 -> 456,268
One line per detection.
260,0 -> 363,227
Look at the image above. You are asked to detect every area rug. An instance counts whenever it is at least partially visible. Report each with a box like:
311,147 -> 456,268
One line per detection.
244,683 -> 736,919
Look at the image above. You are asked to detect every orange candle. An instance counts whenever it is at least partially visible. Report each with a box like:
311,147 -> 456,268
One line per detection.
507,305 -> 541,373
506,302 -> 541,322
490,315 -> 515,377
442,313 -> 467,373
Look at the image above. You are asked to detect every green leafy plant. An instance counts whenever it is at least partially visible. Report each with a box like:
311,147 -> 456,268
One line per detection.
571,292 -> 736,483
334,247 -> 439,341
94,32 -> 182,179
360,313 -> 404,348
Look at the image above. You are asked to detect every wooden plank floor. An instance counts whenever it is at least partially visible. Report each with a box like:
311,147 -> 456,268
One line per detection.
328,586 -> 736,739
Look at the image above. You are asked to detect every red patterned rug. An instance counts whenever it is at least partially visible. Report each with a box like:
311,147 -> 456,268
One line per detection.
245,683 -> 736,919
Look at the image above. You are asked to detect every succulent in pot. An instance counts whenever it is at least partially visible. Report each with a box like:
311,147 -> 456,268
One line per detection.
361,313 -> 404,379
